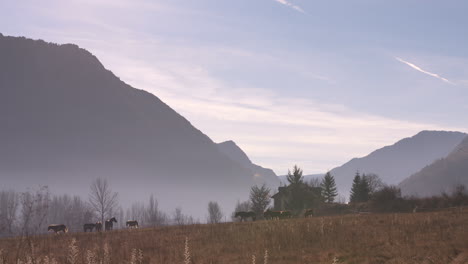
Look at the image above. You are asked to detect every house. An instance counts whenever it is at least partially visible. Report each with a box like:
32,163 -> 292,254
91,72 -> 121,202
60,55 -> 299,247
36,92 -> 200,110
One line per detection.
271,184 -> 322,211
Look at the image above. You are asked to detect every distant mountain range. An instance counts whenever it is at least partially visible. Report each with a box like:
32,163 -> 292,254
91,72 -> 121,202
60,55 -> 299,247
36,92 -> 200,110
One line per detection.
291,131 -> 466,200
399,136 -> 468,197
0,34 -> 274,217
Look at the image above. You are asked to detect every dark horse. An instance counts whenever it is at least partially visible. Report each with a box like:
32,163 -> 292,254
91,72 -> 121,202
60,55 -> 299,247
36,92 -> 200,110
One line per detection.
264,210 -> 292,220
48,224 -> 68,234
105,217 -> 117,231
95,222 -> 103,232
83,223 -> 96,232
126,220 -> 139,228
304,209 -> 314,218
264,210 -> 282,220
234,211 -> 256,222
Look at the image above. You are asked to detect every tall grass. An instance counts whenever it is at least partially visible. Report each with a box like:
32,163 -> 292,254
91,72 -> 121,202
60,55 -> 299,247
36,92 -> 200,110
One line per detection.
1,209 -> 468,263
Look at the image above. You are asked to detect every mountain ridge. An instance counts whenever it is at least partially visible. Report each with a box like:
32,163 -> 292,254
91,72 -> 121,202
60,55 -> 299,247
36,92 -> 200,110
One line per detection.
399,135 -> 468,196
0,34 -> 265,217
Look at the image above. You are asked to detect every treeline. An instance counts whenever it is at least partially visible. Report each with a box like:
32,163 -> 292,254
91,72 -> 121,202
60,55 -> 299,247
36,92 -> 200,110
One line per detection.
0,178 -> 200,238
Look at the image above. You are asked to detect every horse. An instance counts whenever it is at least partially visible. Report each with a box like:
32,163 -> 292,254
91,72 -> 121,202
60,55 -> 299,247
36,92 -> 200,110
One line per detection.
105,217 -> 117,231
126,220 -> 139,228
234,211 -> 256,222
264,210 -> 282,220
304,209 -> 314,218
280,211 -> 292,219
95,222 -> 103,232
48,224 -> 68,234
83,223 -> 96,232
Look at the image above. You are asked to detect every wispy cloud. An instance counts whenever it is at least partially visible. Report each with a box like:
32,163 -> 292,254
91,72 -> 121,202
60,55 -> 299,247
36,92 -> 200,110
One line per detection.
396,57 -> 455,85
273,0 -> 305,13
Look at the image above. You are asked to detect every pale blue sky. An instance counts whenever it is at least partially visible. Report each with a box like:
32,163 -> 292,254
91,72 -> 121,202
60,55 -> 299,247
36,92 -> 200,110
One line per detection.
2,0 -> 467,174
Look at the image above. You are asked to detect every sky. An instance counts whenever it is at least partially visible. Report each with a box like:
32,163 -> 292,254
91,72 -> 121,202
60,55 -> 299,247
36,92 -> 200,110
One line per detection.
1,0 -> 468,175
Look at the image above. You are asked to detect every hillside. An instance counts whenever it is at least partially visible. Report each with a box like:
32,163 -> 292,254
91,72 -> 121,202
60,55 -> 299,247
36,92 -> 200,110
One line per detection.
1,210 -> 467,264
328,131 -> 466,199
399,136 -> 468,197
217,141 -> 280,189
0,34 -> 260,216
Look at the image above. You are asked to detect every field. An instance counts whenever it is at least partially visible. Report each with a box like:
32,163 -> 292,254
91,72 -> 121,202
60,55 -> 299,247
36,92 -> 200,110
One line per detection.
1,209 -> 468,264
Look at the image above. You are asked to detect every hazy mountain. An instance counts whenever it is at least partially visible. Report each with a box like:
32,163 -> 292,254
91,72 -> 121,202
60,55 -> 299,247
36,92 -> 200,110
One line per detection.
399,136 -> 468,197
0,34 -> 259,218
217,140 -> 279,189
328,131 -> 467,200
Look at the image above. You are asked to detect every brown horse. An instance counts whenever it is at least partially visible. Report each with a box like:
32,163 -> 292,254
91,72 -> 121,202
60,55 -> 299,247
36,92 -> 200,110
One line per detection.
126,220 -> 139,228
235,211 -> 256,222
48,224 -> 68,234
105,217 -> 117,231
280,211 -> 292,219
264,210 -> 292,220
95,222 -> 103,232
264,210 -> 282,220
83,223 -> 96,232
304,209 -> 314,218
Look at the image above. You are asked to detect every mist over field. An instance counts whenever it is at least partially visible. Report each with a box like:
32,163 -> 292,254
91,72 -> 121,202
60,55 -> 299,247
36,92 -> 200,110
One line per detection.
1,1 -> 468,263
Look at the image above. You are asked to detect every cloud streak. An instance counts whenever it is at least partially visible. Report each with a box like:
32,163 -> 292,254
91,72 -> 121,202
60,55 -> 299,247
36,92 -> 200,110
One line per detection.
396,57 -> 455,85
273,0 -> 305,13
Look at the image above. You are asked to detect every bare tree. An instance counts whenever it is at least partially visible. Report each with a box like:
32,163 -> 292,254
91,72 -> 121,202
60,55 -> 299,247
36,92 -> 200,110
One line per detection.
0,190 -> 19,236
207,201 -> 223,224
250,184 -> 270,219
88,178 -> 119,224
19,186 -> 50,236
145,195 -> 167,227
363,173 -> 385,194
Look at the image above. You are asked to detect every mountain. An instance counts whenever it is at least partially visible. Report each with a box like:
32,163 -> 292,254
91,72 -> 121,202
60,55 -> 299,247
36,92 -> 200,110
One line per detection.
327,131 -> 467,200
216,140 -> 279,189
0,34 -> 258,217
399,136 -> 468,197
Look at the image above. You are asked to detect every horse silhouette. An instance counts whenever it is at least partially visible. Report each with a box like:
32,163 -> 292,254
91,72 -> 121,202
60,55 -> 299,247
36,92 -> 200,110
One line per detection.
126,220 -> 139,228
48,224 -> 68,234
234,211 -> 256,222
105,217 -> 117,231
83,223 -> 96,232
264,210 -> 292,220
304,209 -> 314,218
95,222 -> 103,232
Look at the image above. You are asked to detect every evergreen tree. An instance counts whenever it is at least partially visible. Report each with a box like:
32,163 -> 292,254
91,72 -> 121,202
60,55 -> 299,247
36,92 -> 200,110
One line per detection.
349,172 -> 361,203
359,174 -> 371,202
321,172 -> 338,203
350,172 -> 372,203
286,165 -> 303,185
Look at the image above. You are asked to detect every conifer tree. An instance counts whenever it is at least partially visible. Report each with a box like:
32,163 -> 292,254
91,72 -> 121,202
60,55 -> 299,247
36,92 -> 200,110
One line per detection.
286,165 -> 303,185
349,172 -> 361,203
321,172 -> 338,203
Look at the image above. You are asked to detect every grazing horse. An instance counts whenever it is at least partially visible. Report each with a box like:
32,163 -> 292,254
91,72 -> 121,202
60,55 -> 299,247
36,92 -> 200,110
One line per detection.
95,222 -> 103,232
48,224 -> 68,234
105,217 -> 117,231
304,209 -> 314,218
235,211 -> 256,222
280,211 -> 292,219
126,220 -> 139,228
264,210 -> 282,220
83,223 -> 96,232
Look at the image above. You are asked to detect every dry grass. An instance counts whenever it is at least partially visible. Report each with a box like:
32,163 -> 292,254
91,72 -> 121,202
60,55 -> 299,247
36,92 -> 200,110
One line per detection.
1,209 -> 468,263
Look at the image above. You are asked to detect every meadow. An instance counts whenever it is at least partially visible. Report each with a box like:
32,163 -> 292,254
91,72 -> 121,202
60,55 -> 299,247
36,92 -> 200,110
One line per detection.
1,208 -> 468,264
